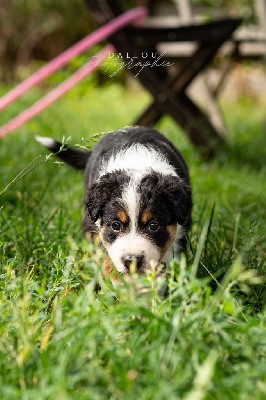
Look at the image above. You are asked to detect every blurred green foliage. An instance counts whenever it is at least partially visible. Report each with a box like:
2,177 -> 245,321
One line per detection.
0,0 -> 92,81
190,0 -> 256,21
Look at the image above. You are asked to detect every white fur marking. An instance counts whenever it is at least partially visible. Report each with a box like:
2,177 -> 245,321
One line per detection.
122,178 -> 140,231
107,232 -> 160,274
99,144 -> 178,178
35,135 -> 55,149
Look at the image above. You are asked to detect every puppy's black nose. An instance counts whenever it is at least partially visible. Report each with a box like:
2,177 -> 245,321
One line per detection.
123,255 -> 144,270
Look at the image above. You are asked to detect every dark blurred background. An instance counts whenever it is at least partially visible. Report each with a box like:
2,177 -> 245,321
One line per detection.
0,0 -> 256,82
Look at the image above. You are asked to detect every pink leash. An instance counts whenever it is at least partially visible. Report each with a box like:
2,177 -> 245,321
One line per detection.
0,7 -> 147,138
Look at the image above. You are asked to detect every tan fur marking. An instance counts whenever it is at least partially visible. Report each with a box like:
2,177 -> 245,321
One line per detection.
102,256 -> 120,285
141,210 -> 152,225
117,209 -> 129,224
103,256 -> 115,276
160,225 -> 177,261
112,275 -> 119,284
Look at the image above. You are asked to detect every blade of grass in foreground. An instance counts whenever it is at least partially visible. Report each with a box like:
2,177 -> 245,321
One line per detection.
0,155 -> 47,197
184,350 -> 218,400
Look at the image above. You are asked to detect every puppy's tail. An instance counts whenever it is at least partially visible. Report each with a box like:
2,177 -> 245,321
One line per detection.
35,135 -> 91,171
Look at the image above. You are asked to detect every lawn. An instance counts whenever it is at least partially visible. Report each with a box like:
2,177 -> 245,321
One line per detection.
0,82 -> 265,400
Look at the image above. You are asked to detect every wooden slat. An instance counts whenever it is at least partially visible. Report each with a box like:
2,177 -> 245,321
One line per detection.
255,0 -> 266,31
124,18 -> 241,45
135,41 -> 230,144
176,0 -> 192,23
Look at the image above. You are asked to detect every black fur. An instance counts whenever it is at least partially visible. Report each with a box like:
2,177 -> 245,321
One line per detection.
44,140 -> 91,170
137,172 -> 192,252
102,204 -> 130,245
139,172 -> 192,228
86,171 -> 129,223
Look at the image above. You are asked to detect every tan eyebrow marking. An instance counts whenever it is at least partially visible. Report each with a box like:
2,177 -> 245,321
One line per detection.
116,209 -> 129,224
140,210 -> 152,225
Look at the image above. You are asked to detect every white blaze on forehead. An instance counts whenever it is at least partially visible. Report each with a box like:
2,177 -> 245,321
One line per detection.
122,179 -> 140,230
99,144 -> 178,178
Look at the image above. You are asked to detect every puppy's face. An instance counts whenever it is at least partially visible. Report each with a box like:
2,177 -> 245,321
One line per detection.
86,171 -> 191,274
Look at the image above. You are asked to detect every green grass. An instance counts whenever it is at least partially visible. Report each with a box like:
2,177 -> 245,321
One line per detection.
0,83 -> 265,399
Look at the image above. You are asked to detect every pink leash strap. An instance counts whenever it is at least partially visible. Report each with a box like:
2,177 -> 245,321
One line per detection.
0,7 -> 147,138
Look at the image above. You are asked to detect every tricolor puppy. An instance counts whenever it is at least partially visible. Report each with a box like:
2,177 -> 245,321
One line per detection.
36,127 -> 192,275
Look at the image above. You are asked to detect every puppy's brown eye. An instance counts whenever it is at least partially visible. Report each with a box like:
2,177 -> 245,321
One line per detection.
148,222 -> 159,232
112,221 -> 122,232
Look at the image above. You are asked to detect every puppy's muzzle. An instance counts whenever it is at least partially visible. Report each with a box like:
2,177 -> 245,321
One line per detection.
122,254 -> 144,271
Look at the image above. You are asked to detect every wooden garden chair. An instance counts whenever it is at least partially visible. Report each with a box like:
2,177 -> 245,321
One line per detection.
85,0 -> 241,155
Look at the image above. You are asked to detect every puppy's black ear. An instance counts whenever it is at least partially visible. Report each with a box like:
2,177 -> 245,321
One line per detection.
140,172 -> 192,227
86,172 -> 129,223
86,180 -> 112,223
163,176 -> 192,227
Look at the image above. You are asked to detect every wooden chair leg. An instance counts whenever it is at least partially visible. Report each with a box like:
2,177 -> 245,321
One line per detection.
203,71 -> 227,139
135,41 -> 229,149
134,56 -> 226,150
136,90 -> 224,152
199,43 -> 238,139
